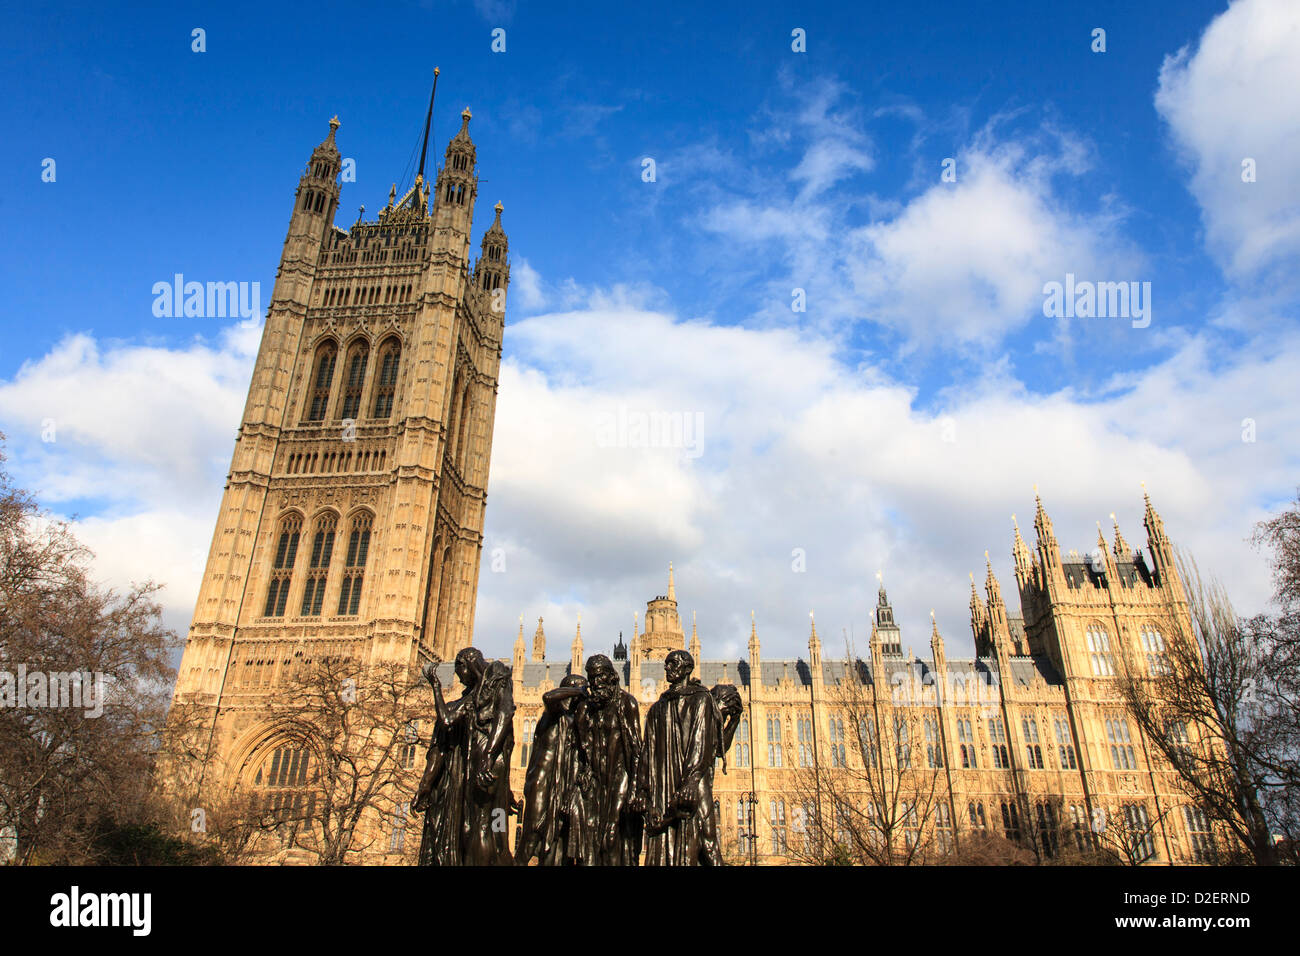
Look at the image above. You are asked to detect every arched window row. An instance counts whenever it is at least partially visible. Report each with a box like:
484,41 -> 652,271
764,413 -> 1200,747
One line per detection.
443,182 -> 468,205
322,282 -> 414,309
286,447 -> 388,476
301,337 -> 402,425
261,511 -> 373,620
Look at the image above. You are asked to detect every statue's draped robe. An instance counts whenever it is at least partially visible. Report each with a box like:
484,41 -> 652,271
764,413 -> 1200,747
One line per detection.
639,681 -> 723,866
418,697 -> 468,866
519,692 -> 580,865
418,662 -> 515,866
463,662 -> 515,865
573,690 -> 642,865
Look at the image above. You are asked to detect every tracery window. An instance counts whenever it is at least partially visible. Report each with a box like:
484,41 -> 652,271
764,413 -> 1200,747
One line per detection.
299,513 -> 336,617
1023,716 -> 1043,769
339,341 -> 370,421
1106,717 -> 1137,770
263,514 -> 302,617
1054,715 -> 1078,769
1086,626 -> 1116,676
336,512 -> 372,616
305,341 -> 337,422
1141,626 -> 1170,676
371,338 -> 401,419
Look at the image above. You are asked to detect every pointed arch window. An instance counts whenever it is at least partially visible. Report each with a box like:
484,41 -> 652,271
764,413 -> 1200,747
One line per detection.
336,512 -> 372,616
766,716 -> 783,767
251,745 -> 317,844
456,379 -> 473,471
372,339 -> 400,419
339,341 -> 370,421
263,514 -> 302,617
924,715 -> 943,768
305,342 -> 338,422
1022,716 -> 1044,768
734,718 -> 750,768
1086,626 -> 1115,676
299,513 -> 337,616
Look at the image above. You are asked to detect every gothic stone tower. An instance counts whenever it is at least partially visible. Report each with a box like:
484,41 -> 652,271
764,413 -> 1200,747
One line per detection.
170,104 -> 509,791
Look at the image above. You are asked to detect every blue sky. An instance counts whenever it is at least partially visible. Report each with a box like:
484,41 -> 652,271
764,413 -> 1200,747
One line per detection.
2,0 -> 1298,663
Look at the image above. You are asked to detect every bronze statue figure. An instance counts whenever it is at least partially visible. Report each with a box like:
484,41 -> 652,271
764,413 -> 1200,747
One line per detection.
516,673 -> 587,865
571,654 -> 644,865
635,649 -> 740,865
414,648 -> 515,866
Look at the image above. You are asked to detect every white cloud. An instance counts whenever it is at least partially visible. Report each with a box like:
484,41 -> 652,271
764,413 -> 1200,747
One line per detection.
1,297 -> 1293,666
847,133 -> 1136,348
1156,0 -> 1300,284
510,258 -> 546,312
694,86 -> 1138,349
473,299 -> 1298,664
0,324 -> 258,639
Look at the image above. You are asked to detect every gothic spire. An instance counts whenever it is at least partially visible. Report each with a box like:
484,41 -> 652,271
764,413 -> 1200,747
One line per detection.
532,616 -> 545,661
1033,488 -> 1056,545
1111,512 -> 1131,560
570,612 -> 584,673
1012,512 -> 1033,576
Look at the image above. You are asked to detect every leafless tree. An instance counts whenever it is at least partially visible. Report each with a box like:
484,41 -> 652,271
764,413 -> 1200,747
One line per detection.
216,655 -> 428,865
1088,799 -> 1176,866
0,434 -> 183,864
784,657 -> 946,865
1116,549 -> 1292,864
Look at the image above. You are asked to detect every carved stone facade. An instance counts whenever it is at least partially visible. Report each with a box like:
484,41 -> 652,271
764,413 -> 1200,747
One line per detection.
506,496 -> 1223,865
169,110 -> 508,837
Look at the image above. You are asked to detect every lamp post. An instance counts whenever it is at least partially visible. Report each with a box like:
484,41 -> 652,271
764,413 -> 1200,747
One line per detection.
738,790 -> 759,866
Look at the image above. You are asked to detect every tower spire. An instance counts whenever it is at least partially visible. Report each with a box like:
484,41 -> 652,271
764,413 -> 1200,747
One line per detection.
667,562 -> 676,603
1111,512 -> 1131,560
416,67 -> 440,187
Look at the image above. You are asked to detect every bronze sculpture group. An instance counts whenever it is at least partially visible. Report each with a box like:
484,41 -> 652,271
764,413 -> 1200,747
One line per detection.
414,646 -> 743,866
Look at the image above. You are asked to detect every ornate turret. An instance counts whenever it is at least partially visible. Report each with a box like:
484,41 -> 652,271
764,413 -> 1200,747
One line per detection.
613,631 -> 627,662
1111,513 -> 1132,560
872,577 -> 902,656
512,616 -> 525,670
808,611 -> 822,669
689,610 -> 701,661
570,613 -> 584,674
1143,487 -> 1176,586
433,106 -> 478,242
1012,513 -> 1033,587
476,201 -> 510,302
1093,522 -> 1114,576
641,564 -> 685,661
532,616 -> 545,661
1029,490 -> 1064,594
969,572 -> 984,629
929,611 -> 948,703
288,117 -> 342,253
